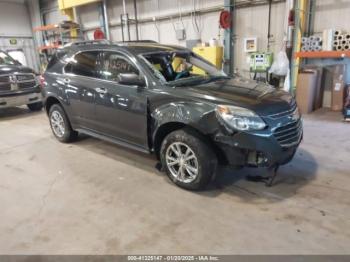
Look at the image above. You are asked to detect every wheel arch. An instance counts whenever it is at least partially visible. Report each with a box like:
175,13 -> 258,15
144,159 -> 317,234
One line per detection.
150,101 -> 227,163
45,96 -> 61,115
152,121 -> 227,164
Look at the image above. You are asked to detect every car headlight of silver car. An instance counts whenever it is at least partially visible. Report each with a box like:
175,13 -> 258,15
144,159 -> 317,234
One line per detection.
216,105 -> 266,131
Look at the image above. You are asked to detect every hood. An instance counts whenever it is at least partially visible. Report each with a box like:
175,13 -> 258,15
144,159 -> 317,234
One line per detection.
175,77 -> 294,116
0,64 -> 36,75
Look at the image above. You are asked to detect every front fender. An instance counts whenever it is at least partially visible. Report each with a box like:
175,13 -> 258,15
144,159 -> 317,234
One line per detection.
151,101 -> 219,139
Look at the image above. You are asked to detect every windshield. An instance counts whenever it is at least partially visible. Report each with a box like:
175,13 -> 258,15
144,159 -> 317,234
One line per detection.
0,51 -> 19,65
140,51 -> 227,86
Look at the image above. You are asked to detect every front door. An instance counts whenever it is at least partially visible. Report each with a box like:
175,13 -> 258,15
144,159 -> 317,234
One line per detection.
94,51 -> 148,149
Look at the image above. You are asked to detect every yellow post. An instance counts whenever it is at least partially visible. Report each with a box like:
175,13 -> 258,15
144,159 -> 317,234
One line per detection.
61,8 -> 77,38
291,0 -> 308,91
58,0 -> 100,9
58,0 -> 101,38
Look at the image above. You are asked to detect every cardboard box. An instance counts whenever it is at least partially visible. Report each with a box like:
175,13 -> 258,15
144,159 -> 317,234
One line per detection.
322,67 -> 334,108
322,91 -> 332,108
303,66 -> 324,110
296,70 -> 318,114
331,65 -> 346,111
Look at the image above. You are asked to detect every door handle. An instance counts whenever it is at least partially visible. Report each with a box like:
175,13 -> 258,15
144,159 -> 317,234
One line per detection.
95,87 -> 107,94
63,78 -> 70,84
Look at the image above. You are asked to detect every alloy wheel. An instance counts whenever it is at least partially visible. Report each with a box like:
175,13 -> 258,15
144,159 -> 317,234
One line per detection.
50,110 -> 65,138
165,142 -> 199,183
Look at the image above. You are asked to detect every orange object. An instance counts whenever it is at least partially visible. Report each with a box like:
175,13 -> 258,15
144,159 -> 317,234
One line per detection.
33,24 -> 59,32
37,44 -> 61,51
294,51 -> 350,59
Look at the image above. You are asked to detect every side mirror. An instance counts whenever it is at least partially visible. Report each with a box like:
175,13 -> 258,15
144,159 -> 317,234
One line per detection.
118,73 -> 146,87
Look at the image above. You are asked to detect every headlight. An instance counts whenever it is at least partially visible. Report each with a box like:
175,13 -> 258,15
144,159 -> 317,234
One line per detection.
216,105 -> 266,131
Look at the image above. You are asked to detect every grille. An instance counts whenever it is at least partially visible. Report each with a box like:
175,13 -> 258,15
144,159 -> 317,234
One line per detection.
17,75 -> 34,81
268,101 -> 297,119
18,81 -> 36,89
0,75 -> 10,82
0,74 -> 36,92
0,76 -> 11,91
0,83 -> 11,91
274,119 -> 302,147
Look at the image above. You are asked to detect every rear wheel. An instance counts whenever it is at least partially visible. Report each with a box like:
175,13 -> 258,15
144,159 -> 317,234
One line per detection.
27,102 -> 43,111
160,128 -> 217,190
49,104 -> 77,143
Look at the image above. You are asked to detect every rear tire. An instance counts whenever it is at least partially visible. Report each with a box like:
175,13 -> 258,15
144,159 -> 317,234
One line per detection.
49,104 -> 78,143
27,102 -> 43,111
160,128 -> 217,190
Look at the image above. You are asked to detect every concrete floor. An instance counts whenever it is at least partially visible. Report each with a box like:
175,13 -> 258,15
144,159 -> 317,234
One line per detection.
0,107 -> 349,255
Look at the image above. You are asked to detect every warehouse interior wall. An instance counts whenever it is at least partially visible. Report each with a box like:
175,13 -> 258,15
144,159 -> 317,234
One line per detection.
40,0 -> 68,25
306,0 -> 350,84
234,2 -> 286,76
79,0 -> 223,44
36,0 -> 350,78
313,0 -> 350,33
0,1 -> 33,37
74,0 -> 286,77
0,0 -> 39,71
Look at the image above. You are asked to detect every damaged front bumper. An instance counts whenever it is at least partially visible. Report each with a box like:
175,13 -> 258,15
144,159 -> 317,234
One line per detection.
214,120 -> 302,168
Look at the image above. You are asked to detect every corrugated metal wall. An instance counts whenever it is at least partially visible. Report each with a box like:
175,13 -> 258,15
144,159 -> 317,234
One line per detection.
40,0 -> 350,77
0,37 -> 39,72
0,1 -> 40,72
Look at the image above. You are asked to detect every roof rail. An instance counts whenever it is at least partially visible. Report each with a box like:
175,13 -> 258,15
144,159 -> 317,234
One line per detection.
64,39 -> 112,47
119,40 -> 158,44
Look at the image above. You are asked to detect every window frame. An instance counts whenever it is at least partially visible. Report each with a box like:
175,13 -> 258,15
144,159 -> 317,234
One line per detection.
63,49 -> 149,88
99,51 -> 140,83
63,50 -> 100,78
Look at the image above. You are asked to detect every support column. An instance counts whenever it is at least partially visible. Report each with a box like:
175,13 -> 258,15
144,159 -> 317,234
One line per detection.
102,0 -> 110,40
223,0 -> 234,76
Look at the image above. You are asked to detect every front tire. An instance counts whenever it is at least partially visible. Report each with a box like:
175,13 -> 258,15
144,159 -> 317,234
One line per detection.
49,104 -> 77,143
160,128 -> 217,190
27,102 -> 43,111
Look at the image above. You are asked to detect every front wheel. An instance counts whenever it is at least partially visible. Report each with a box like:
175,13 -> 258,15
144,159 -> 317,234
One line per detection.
160,128 -> 217,190
49,104 -> 78,143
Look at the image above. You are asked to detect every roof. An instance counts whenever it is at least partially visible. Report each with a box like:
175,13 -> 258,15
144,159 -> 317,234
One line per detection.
61,40 -> 188,56
117,42 -> 188,55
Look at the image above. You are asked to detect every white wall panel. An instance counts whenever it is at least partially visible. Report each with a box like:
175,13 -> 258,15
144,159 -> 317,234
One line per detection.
62,1 -> 288,76
0,1 -> 40,71
234,2 -> 286,75
0,2 -> 33,37
79,0 -> 223,44
314,0 -> 350,33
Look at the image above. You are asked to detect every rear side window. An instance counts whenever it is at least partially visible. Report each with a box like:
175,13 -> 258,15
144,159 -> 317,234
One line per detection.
65,51 -> 99,78
100,52 -> 139,82
46,49 -> 66,71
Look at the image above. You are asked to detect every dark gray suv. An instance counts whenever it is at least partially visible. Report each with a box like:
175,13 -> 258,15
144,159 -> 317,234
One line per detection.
42,40 -> 302,190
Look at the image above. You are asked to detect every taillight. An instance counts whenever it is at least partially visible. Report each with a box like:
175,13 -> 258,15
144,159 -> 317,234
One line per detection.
38,75 -> 45,88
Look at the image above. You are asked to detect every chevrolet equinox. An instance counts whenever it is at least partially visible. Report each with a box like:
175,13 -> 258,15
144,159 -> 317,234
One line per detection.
42,40 -> 302,190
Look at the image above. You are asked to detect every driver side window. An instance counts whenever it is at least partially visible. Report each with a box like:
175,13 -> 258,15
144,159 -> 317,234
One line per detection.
100,52 -> 139,82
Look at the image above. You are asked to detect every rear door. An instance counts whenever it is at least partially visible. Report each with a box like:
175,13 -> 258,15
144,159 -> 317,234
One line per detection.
94,51 -> 148,149
63,51 -> 101,129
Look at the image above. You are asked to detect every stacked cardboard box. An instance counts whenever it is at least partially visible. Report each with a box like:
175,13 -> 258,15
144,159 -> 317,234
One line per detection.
296,64 -> 347,114
296,70 -> 318,114
330,65 -> 346,111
